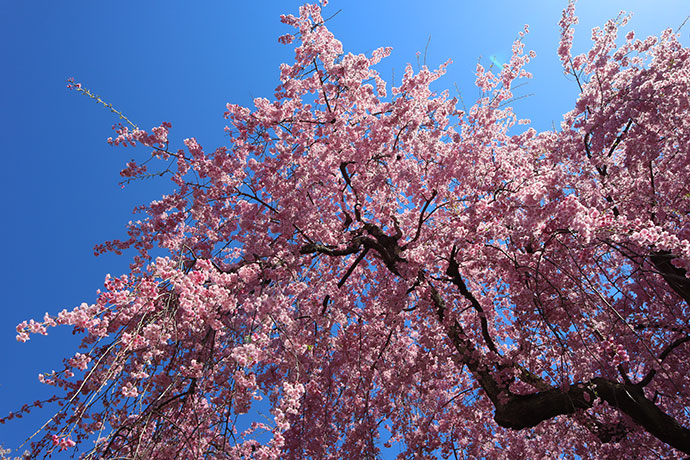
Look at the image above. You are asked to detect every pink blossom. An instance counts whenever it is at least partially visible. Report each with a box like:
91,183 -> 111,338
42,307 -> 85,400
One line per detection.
13,2 -> 690,459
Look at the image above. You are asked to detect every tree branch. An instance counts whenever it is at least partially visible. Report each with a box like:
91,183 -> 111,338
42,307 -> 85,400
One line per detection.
338,248 -> 369,288
650,250 -> 690,307
430,256 -> 690,455
446,246 -> 499,354
403,189 -> 437,249
424,273 -> 503,405
638,335 -> 690,387
494,378 -> 690,455
300,239 -> 362,257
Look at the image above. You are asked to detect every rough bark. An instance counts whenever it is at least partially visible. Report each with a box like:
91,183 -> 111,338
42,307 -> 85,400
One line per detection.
651,250 -> 690,307
493,379 -> 690,455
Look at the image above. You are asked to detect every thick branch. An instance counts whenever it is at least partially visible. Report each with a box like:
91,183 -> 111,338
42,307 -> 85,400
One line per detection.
607,119 -> 633,158
651,250 -> 690,306
494,378 -> 690,455
360,223 -> 405,275
300,221 -> 405,277
302,236 -> 690,454
300,239 -> 362,257
425,274 -> 503,405
431,255 -> 690,455
338,248 -> 369,288
446,246 -> 499,354
638,335 -> 690,387
339,161 -> 362,221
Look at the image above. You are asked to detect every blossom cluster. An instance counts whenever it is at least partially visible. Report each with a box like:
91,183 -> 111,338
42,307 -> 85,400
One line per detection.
11,1 -> 690,459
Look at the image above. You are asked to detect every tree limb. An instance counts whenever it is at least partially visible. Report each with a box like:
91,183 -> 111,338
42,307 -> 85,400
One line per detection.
494,378 -> 690,455
650,250 -> 690,306
446,246 -> 499,354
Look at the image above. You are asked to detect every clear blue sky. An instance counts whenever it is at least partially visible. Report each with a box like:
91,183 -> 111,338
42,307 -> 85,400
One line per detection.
0,1 -> 687,457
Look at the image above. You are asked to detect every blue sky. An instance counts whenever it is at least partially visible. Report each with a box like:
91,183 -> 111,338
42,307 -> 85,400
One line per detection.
0,1 -> 688,457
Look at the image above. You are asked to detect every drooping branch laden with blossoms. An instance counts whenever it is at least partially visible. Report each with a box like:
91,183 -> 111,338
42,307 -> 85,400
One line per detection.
7,1 -> 690,458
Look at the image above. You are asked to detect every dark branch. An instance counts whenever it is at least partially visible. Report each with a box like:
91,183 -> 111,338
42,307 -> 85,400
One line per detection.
607,119 -> 633,157
403,189 -> 437,249
583,132 -> 620,217
424,273 -> 503,405
638,335 -> 690,387
301,221 -> 406,278
314,59 -> 333,114
494,378 -> 690,456
300,239 -> 362,257
338,247 -> 369,288
650,250 -> 690,306
340,161 -> 354,189
426,260 -> 690,455
446,246 -> 499,354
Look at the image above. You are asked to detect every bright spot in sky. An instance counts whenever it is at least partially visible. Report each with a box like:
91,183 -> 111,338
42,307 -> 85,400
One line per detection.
489,54 -> 505,70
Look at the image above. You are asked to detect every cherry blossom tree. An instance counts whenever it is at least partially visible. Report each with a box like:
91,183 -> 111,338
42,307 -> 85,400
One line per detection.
7,1 -> 690,458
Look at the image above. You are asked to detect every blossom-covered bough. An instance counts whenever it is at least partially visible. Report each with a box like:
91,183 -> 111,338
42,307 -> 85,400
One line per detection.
8,1 -> 690,458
